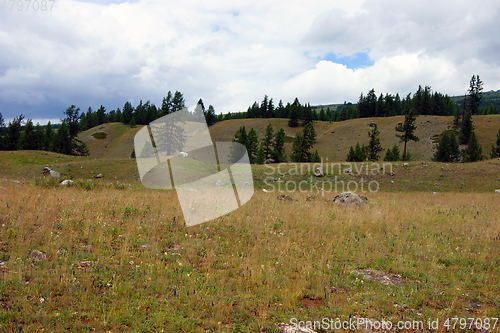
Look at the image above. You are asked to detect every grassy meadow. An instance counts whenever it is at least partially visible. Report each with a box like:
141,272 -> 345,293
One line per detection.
1,148 -> 500,332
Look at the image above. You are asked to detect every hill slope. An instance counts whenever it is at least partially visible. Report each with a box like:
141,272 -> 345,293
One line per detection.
76,115 -> 500,162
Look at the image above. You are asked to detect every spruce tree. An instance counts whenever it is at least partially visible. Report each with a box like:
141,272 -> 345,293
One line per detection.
346,142 -> 367,162
261,124 -> 274,161
43,122 -> 54,151
19,119 -> 37,150
491,129 -> 500,158
383,147 -> 393,162
459,111 -> 474,144
246,128 -> 259,163
3,115 -> 24,150
130,116 -> 136,128
288,104 -> 299,127
367,123 -> 383,161
432,132 -> 451,162
271,128 -> 287,163
462,131 -> 483,162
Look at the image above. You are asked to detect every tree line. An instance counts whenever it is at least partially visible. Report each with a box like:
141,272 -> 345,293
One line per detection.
0,90 -> 218,155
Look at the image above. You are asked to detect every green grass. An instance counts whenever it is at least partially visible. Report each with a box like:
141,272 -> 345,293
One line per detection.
91,132 -> 107,140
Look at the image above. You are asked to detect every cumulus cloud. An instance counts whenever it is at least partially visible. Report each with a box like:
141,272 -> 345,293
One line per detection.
0,0 -> 499,123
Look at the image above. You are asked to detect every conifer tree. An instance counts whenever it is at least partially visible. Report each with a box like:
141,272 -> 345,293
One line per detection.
19,119 -> 37,150
270,128 -> 286,163
395,108 -> 419,162
491,129 -> 500,158
261,124 -> 274,162
247,128 -> 259,163
459,111 -> 474,144
367,123 -> 383,161
432,132 -> 460,162
462,131 -> 483,162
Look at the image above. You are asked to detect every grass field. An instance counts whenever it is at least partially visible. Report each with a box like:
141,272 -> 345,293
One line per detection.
1,149 -> 500,332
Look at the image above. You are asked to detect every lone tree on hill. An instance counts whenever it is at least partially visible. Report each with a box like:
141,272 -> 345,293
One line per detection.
367,123 -> 383,161
395,108 -> 419,162
466,75 -> 483,115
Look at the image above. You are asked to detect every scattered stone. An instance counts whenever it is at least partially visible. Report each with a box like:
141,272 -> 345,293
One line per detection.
388,172 -> 394,177
313,167 -> 324,177
215,180 -> 226,186
262,189 -> 271,193
403,163 -> 409,166
306,195 -> 318,201
96,174 -> 103,178
352,269 -> 405,286
43,166 -> 60,178
464,301 -> 481,310
276,323 -> 317,333
79,261 -> 92,267
432,192 -> 438,195
140,244 -> 149,249
31,250 -> 47,262
277,195 -> 293,201
81,245 -> 92,250
495,189 -> 500,194
60,180 -> 74,186
332,192 -> 367,208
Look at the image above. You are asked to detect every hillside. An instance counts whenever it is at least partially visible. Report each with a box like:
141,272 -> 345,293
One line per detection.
78,122 -> 141,159
74,115 -> 500,162
209,115 -> 500,162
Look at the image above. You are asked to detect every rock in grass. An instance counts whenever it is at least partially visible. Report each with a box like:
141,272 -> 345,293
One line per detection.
313,167 -> 324,177
332,192 -> 367,208
495,189 -> 500,194
277,195 -> 293,201
351,269 -> 405,286
60,180 -> 74,186
31,250 -> 46,262
96,174 -> 103,178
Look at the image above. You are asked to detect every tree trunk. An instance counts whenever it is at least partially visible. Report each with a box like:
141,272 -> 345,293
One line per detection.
403,141 -> 407,162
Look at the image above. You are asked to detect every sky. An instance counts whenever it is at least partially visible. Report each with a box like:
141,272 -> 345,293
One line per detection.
1,0 -> 500,125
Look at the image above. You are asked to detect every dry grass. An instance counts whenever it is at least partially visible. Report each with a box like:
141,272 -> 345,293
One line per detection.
1,179 -> 500,332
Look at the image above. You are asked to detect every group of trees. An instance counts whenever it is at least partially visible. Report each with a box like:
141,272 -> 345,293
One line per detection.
231,122 -> 321,164
0,108 -> 89,156
0,90 -> 220,156
232,124 -> 287,164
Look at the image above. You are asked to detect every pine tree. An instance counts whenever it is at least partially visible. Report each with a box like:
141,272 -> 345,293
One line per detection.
395,108 -> 419,162
51,122 -> 72,155
288,103 -> 299,127
247,128 -> 259,163
466,75 -> 483,115
462,131 -> 483,162
3,115 -> 24,150
432,132 -> 451,162
367,123 -> 383,161
383,144 -> 401,161
459,111 -> 474,144
19,119 -> 38,150
205,105 -> 216,126
318,108 -> 326,121
383,147 -> 394,161
261,124 -> 274,162
490,129 -> 500,158
130,116 -> 136,128
311,150 -> 321,163
290,132 -> 305,162
271,128 -> 287,163
346,142 -> 367,162
232,126 -> 248,148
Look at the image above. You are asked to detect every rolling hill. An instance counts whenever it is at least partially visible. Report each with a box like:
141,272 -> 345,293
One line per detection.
77,115 -> 500,163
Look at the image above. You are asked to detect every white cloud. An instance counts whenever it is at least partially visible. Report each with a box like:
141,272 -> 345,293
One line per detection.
0,0 -> 499,123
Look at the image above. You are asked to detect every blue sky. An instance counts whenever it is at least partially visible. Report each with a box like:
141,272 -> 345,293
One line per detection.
1,0 -> 500,125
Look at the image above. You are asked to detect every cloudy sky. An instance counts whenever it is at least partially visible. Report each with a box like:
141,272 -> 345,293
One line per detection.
1,0 -> 499,125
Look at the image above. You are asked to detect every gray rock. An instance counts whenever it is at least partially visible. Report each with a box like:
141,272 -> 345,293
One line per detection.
60,180 -> 74,186
43,167 -> 60,178
31,250 -> 46,262
332,192 -> 367,208
96,174 -> 103,178
313,167 -> 324,177
495,189 -> 500,194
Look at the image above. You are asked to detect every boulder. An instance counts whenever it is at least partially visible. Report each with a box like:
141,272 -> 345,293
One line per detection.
31,250 -> 46,262
332,192 -> 367,208
277,194 -> 293,201
495,189 -> 500,194
351,269 -> 405,286
60,180 -> 74,186
313,167 -> 324,177
42,166 -> 60,178
96,174 -> 103,178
